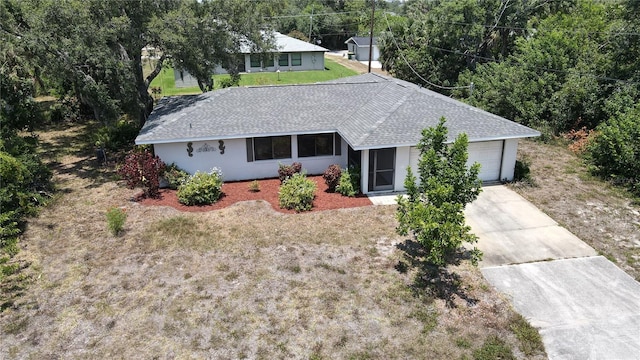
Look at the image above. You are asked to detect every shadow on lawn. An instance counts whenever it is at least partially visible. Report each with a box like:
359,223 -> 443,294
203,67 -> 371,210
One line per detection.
37,121 -> 123,189
395,239 -> 478,308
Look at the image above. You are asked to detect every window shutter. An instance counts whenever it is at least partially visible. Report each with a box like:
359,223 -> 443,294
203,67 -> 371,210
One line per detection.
246,138 -> 254,162
334,133 -> 342,156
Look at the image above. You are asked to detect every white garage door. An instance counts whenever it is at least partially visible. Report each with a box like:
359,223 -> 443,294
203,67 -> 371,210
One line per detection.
408,140 -> 503,182
467,141 -> 503,181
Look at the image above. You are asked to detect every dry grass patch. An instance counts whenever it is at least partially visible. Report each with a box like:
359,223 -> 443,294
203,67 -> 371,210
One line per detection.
512,139 -> 640,280
0,122 -> 546,359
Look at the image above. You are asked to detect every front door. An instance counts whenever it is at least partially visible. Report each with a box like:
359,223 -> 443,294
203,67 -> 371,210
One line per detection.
368,148 -> 395,192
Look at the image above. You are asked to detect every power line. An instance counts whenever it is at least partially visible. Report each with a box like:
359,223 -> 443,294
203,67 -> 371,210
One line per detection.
423,19 -> 640,37
263,11 -> 363,20
383,12 -> 472,91
422,44 -> 639,85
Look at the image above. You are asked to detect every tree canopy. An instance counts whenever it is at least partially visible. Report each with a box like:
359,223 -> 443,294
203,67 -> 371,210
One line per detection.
396,118 -> 482,267
0,0 -> 275,124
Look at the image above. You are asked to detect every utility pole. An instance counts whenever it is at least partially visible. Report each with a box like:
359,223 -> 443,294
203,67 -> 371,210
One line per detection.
368,1 -> 376,73
308,9 -> 314,43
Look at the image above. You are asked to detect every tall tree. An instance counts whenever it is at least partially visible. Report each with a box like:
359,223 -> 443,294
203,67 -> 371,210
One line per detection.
380,0 -> 574,90
396,118 -> 482,267
456,0 -> 628,134
0,0 -> 274,124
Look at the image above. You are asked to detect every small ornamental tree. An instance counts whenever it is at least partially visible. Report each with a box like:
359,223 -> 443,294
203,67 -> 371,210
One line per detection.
396,118 -> 483,267
117,149 -> 166,198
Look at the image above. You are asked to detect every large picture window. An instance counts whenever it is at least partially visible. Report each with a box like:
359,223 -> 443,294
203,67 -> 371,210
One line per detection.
248,136 -> 292,161
298,134 -> 335,157
278,54 -> 289,67
264,56 -> 274,68
249,55 -> 261,68
291,53 -> 302,66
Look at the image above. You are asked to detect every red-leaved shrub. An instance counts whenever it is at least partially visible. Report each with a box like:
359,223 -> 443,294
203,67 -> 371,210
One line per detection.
278,162 -> 302,183
117,149 -> 166,198
562,126 -> 598,154
322,164 -> 342,192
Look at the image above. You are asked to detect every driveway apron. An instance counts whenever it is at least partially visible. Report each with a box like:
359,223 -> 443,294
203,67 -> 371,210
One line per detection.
465,185 -> 640,359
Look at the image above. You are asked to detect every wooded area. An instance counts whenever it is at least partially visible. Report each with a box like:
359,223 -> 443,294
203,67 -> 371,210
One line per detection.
378,0 -> 639,195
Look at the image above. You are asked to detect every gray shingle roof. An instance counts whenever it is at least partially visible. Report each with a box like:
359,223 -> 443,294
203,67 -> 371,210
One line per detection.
345,37 -> 378,46
136,73 -> 540,149
239,32 -> 328,53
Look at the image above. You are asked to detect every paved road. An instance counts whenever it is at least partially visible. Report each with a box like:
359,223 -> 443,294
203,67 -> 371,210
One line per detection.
465,185 -> 640,359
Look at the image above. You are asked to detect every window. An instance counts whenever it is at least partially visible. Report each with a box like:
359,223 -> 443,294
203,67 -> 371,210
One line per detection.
237,54 -> 246,72
278,53 -> 289,67
247,136 -> 291,161
291,53 -> 302,66
264,56 -> 274,68
298,134 -> 335,157
250,55 -> 261,68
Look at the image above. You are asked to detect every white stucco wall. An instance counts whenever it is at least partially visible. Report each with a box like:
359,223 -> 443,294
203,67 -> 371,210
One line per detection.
360,149 -> 369,194
154,135 -> 347,182
174,52 -> 327,88
355,45 -> 380,61
394,146 -> 411,192
247,52 -> 326,72
500,138 -> 519,181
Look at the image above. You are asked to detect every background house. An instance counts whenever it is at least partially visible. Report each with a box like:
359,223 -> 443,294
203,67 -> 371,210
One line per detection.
174,32 -> 329,88
138,73 -> 539,193
345,36 -> 379,62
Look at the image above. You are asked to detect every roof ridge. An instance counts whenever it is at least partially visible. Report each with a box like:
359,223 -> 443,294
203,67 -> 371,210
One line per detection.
349,83 -> 414,146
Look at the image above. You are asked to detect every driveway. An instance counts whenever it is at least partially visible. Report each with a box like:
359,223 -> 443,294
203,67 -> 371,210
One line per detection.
465,185 -> 640,359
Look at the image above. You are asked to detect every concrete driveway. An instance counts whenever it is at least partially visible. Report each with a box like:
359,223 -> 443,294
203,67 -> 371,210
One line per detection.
464,185 -> 597,267
465,185 -> 640,359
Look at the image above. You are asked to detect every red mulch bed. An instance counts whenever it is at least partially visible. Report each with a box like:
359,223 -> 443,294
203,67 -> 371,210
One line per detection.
138,176 -> 372,214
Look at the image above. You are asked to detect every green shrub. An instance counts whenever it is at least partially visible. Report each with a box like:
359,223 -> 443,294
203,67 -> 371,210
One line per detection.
177,169 -> 224,206
278,173 -> 316,212
219,73 -> 241,88
587,106 -> 640,195
94,117 -> 140,151
336,166 -> 360,197
248,180 -> 260,192
322,164 -> 342,192
511,157 -> 536,186
163,163 -> 190,190
106,207 -> 127,236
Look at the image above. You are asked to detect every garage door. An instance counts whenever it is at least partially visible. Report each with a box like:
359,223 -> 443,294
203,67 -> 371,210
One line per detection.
409,140 -> 503,182
467,141 -> 503,181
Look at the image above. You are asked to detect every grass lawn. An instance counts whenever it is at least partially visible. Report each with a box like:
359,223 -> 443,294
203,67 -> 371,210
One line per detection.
0,121 -> 546,359
148,57 -> 359,97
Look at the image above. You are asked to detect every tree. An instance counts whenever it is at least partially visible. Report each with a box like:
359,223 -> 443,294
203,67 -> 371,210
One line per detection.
396,118 -> 482,267
456,0 -> 625,135
380,0 -> 547,90
0,0 -> 274,124
0,25 -> 52,281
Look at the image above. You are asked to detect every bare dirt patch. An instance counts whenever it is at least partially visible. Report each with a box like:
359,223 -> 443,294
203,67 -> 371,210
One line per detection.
139,176 -> 373,214
0,122 -> 545,359
511,139 -> 640,280
326,52 -> 389,76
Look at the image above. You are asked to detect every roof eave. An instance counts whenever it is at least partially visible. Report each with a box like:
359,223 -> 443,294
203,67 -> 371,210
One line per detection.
135,129 -> 340,145
347,133 -> 541,151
